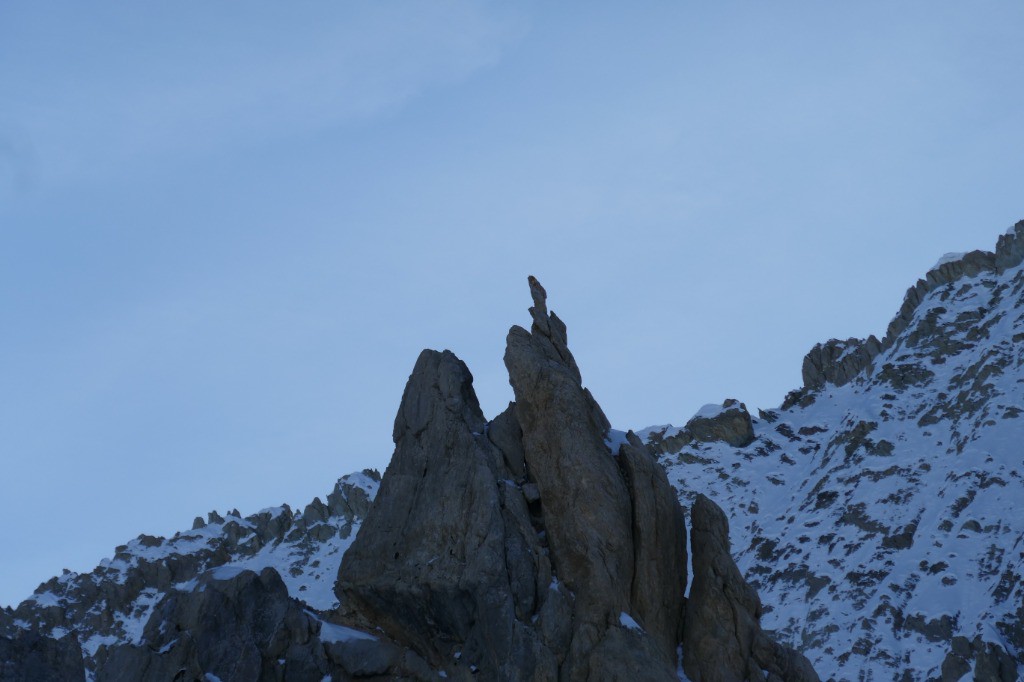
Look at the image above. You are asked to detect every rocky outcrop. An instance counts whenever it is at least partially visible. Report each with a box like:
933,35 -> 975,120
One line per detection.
685,400 -> 756,447
883,249 -> 998,350
339,279 -> 689,679
940,635 -> 1018,682
642,400 -> 755,453
339,277 -> 813,681
798,220 -> 1024,394
4,471 -> 379,679
0,630 -> 84,682
801,336 -> 882,390
97,567 -> 329,681
504,276 -> 687,677
94,565 -> 423,682
684,495 -> 818,682
338,348 -> 559,679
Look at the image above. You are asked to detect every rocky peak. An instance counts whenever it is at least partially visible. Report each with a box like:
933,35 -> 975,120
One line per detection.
339,349 -> 548,676
2,277 -> 830,681
642,399 -> 756,452
798,220 -> 1024,393
686,399 -> 756,447
339,277 -> 815,680
643,221 -> 1024,680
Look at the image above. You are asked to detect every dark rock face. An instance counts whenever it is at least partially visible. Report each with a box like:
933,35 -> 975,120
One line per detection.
339,277 -> 813,681
5,470 -> 379,681
339,313 -> 685,678
1,277 -> 820,682
799,221 -> 1024,395
96,567 -> 330,681
338,348 -> 558,679
684,495 -> 819,682
685,400 -> 756,447
0,630 -> 84,682
940,636 -> 1018,682
504,276 -> 686,678
801,336 -> 882,390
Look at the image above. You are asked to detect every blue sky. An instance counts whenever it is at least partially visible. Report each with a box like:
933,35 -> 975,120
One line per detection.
1,2 -> 1022,606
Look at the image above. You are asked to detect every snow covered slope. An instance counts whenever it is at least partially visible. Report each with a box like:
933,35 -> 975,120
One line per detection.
644,223 -> 1024,680
0,471 -> 378,676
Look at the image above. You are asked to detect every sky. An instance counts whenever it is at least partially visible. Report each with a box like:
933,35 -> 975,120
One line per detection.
1,1 -> 1022,607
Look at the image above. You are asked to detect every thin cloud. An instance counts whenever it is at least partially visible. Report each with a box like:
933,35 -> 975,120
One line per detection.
3,2 -> 526,186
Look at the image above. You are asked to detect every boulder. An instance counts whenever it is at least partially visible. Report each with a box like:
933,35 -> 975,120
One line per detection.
685,400 -> 756,448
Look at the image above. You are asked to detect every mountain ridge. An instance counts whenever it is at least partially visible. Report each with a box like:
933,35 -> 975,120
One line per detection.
3,221 -> 1023,681
644,220 -> 1024,680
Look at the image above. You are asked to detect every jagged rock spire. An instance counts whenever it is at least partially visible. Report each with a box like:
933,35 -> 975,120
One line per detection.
337,277 -> 817,681
506,276 -> 686,677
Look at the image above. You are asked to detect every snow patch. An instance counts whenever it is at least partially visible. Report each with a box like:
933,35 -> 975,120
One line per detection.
82,633 -> 119,657
256,506 -> 287,518
209,565 -> 250,581
932,252 -> 967,269
604,429 -> 630,455
119,588 -> 163,644
619,612 -> 643,632
29,591 -> 61,607
318,621 -> 378,644
341,472 -> 380,500
693,402 -> 741,420
676,645 -> 693,681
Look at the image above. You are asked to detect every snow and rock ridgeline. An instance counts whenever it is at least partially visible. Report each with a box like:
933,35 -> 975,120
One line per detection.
1,472 -> 378,679
3,221 -> 1023,681
646,221 -> 1024,680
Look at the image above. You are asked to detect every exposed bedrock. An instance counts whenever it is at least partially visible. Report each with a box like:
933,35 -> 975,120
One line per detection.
504,276 -> 687,677
97,568 -> 331,682
801,336 -> 882,391
684,495 -> 819,682
338,348 -> 560,679
339,277 -> 816,681
797,221 -> 1024,394
0,630 -> 85,682
685,399 -> 756,447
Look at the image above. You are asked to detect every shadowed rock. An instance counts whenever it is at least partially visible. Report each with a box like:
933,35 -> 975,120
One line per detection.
685,400 -> 756,448
339,278 -> 691,680
802,336 -> 883,390
618,436 -> 688,656
684,495 -> 818,682
97,567 -> 330,682
505,276 -> 687,679
338,349 -> 557,679
0,630 -> 84,682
